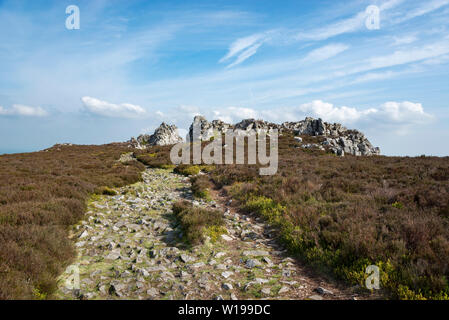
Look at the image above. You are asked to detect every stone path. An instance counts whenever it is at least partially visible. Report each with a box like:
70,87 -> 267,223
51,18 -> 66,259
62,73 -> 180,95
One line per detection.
55,168 -> 357,300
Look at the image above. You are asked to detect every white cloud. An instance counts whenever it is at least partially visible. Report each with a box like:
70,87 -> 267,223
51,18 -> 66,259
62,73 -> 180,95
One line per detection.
170,100 -> 432,134
301,44 -> 349,63
81,96 -> 146,118
422,53 -> 449,65
368,41 -> 449,69
294,100 -> 433,126
297,11 -> 366,41
379,101 -> 433,124
297,100 -> 377,123
212,106 -> 259,123
0,104 -> 48,117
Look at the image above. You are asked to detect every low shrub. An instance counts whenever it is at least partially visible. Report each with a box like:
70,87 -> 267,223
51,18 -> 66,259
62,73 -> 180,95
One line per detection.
190,175 -> 212,200
95,186 -> 117,196
172,200 -> 223,245
174,165 -> 201,176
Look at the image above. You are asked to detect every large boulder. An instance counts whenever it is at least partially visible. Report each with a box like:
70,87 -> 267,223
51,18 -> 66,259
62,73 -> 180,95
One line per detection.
188,116 -> 232,141
130,122 -> 183,148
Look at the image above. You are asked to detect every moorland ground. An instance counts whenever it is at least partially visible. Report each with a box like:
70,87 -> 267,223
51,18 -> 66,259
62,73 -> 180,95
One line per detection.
1,134 -> 448,299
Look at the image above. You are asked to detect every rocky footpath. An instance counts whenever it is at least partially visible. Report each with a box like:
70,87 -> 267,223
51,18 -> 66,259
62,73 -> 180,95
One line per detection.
55,168 -> 357,300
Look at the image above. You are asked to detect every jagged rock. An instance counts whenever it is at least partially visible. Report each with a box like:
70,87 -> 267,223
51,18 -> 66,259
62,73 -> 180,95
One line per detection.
129,122 -> 183,148
109,282 -> 127,296
186,115 -> 380,156
234,119 -> 279,133
284,117 -> 380,156
188,116 -> 232,141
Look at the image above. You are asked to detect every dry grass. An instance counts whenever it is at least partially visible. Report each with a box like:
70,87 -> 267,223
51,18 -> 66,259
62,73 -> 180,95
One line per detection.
0,143 -> 144,299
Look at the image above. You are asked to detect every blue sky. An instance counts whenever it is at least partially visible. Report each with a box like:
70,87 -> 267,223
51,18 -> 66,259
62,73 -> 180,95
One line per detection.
1,0 -> 449,156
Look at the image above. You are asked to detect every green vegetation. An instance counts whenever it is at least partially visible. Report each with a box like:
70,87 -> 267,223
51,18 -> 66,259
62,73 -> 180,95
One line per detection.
174,164 -> 201,176
172,200 -> 224,245
0,143 -> 144,299
95,186 -> 117,196
209,135 -> 449,300
190,175 -> 212,200
2,134 -> 448,300
137,134 -> 449,299
135,146 -> 173,169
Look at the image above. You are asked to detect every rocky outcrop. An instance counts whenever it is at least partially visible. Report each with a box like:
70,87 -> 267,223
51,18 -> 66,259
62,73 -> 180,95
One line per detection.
187,116 -> 380,156
130,123 -> 183,148
283,117 -> 380,156
188,116 -> 232,141
234,119 -> 279,133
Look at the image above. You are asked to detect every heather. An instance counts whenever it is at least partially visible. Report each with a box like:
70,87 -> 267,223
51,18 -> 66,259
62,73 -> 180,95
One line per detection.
0,144 -> 144,299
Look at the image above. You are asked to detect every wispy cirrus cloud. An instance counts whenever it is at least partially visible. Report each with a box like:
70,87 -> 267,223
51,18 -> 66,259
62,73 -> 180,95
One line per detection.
0,104 -> 48,117
393,0 -> 449,24
219,32 -> 272,68
301,43 -> 349,63
81,96 -> 146,118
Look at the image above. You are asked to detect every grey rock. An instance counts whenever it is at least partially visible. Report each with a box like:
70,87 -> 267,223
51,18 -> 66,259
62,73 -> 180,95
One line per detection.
146,287 -> 159,298
243,250 -> 269,257
261,287 -> 271,296
185,115 -> 379,156
245,259 -> 261,269
221,271 -> 233,279
130,122 -> 183,148
278,286 -> 290,294
222,283 -> 233,290
315,287 -> 334,296
180,254 -> 194,263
